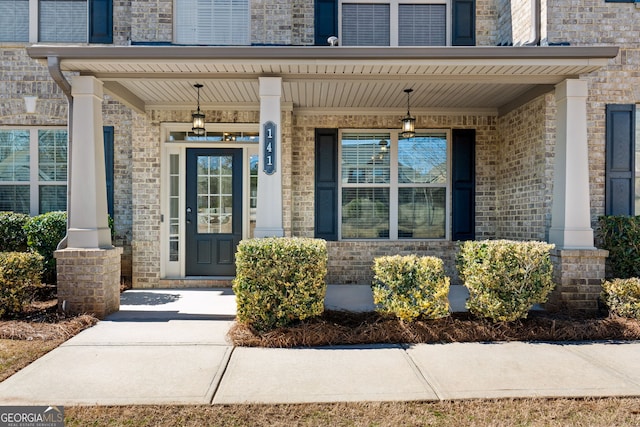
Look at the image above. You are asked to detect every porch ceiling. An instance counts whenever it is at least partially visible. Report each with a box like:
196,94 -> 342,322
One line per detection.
27,45 -> 619,115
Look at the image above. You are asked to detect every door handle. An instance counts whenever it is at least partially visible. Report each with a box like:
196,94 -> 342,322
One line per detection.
186,207 -> 192,224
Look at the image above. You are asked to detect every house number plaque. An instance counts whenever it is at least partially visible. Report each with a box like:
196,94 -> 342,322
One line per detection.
263,121 -> 277,175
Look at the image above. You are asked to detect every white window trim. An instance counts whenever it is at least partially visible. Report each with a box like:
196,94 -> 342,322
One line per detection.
338,0 -> 452,46
338,128 -> 451,241
160,122 -> 259,279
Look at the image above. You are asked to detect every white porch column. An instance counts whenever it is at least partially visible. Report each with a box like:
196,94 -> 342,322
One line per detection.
67,75 -> 112,248
548,79 -> 595,249
255,76 -> 284,238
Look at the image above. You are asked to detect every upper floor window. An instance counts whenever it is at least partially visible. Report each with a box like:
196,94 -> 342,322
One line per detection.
175,0 -> 250,45
340,0 -> 450,46
0,0 -> 29,42
0,0 -> 112,43
40,0 -> 88,42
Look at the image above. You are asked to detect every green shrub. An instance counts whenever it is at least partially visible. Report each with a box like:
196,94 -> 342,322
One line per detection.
233,237 -> 327,332
0,212 -> 30,252
601,278 -> 640,319
456,239 -> 555,322
24,211 -> 67,285
372,255 -> 450,321
0,251 -> 44,318
597,216 -> 640,279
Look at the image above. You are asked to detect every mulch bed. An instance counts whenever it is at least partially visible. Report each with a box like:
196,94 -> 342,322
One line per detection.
0,297 -> 98,341
228,310 -> 640,348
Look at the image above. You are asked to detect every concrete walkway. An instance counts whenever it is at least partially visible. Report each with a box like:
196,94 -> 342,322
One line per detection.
0,287 -> 639,406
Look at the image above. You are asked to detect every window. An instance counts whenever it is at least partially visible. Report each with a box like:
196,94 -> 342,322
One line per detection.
39,0 -> 88,42
0,128 -> 67,215
340,0 -> 450,46
0,0 -> 112,43
340,131 -> 449,239
175,0 -> 250,45
0,0 -> 29,42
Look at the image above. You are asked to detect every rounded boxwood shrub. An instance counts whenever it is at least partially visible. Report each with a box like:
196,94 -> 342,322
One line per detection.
457,239 -> 555,322
233,237 -> 327,332
601,278 -> 640,319
24,211 -> 67,285
0,251 -> 44,318
0,212 -> 30,252
372,255 -> 450,321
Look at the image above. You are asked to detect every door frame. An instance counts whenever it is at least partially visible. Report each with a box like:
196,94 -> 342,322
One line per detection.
159,123 -> 259,279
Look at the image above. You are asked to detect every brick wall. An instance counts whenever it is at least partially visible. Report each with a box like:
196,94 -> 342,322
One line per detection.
546,0 -> 640,226
55,247 -> 123,319
103,97 -> 134,279
0,48 -> 67,125
495,95 -> 554,241
131,0 -> 173,42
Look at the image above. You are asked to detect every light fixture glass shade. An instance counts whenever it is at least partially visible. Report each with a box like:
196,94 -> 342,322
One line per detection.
401,114 -> 415,138
192,83 -> 206,136
400,88 -> 415,138
192,110 -> 205,136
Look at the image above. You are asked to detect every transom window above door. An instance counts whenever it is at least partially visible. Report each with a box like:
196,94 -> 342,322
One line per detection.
175,0 -> 250,45
340,0 -> 450,46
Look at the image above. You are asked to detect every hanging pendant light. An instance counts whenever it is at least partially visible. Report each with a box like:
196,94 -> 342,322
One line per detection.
191,83 -> 206,136
401,88 -> 415,139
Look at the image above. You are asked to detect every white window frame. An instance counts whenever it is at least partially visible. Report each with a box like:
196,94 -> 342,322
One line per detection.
338,128 -> 451,241
0,127 -> 68,216
160,123 -> 259,279
338,0 -> 452,46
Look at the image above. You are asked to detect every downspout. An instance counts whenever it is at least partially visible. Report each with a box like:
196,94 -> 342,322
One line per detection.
47,56 -> 73,250
523,0 -> 541,46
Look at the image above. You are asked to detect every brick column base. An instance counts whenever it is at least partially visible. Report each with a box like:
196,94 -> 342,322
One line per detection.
546,248 -> 608,313
54,247 -> 123,319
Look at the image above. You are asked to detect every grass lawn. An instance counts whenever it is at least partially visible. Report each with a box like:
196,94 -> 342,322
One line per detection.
64,398 -> 640,426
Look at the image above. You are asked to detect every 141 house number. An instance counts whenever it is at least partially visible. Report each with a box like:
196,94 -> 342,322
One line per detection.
263,121 -> 277,175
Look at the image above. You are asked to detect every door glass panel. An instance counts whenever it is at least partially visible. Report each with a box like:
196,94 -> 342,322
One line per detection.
197,155 -> 233,234
169,154 -> 180,262
249,154 -> 258,238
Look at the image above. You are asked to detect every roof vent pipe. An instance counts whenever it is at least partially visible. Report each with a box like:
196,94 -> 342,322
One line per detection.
523,0 -> 541,46
47,56 -> 73,250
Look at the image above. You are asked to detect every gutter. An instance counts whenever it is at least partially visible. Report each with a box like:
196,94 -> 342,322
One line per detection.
523,0 -> 541,46
27,45 -> 619,62
47,56 -> 73,251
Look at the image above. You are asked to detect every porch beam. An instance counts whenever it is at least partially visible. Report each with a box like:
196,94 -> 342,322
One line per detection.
548,79 -> 595,249
102,81 -> 146,114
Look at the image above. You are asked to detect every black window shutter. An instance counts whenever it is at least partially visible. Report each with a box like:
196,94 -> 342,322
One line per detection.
315,0 -> 338,46
103,126 -> 114,218
315,128 -> 339,240
605,104 -> 636,215
452,129 -> 475,240
89,0 -> 113,44
452,0 -> 475,46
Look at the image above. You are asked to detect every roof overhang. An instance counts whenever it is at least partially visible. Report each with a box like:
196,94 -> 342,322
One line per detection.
27,45 -> 619,116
